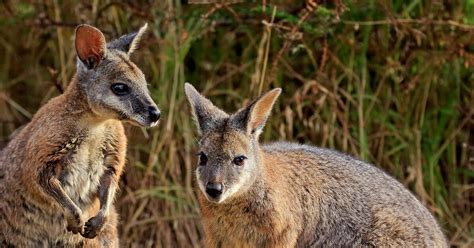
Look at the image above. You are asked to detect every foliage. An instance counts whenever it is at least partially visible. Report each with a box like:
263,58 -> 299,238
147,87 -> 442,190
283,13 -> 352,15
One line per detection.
0,0 -> 472,246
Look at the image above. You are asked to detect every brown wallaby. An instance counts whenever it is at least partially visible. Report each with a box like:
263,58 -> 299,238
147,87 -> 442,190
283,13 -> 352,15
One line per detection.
0,24 -> 160,247
184,83 -> 447,247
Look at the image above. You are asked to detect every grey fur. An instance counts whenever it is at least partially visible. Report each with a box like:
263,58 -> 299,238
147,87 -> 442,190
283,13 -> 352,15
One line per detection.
185,83 -> 447,247
107,23 -> 148,55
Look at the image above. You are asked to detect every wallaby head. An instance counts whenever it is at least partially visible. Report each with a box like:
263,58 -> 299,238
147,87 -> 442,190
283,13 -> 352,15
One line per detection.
184,83 -> 281,204
74,23 -> 160,127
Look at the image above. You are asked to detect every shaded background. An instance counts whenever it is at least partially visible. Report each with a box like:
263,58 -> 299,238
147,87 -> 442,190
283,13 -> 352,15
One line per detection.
0,0 -> 473,247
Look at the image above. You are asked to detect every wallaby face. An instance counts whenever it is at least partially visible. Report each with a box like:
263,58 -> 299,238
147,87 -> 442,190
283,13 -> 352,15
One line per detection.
75,24 -> 160,127
184,83 -> 281,203
195,129 -> 259,203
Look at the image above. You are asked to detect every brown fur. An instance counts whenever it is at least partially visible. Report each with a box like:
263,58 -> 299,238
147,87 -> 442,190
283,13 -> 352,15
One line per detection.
0,24 -> 158,247
184,83 -> 447,248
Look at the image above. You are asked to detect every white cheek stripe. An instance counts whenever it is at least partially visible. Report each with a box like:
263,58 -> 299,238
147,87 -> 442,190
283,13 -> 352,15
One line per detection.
195,169 -> 207,195
221,167 -> 250,202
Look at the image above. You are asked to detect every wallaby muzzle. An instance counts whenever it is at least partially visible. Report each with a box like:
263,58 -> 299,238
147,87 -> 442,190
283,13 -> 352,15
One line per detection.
205,182 -> 223,199
128,95 -> 160,128
148,106 -> 161,123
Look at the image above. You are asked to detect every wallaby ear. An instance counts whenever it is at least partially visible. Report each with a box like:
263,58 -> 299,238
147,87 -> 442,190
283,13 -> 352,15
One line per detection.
232,88 -> 281,136
107,23 -> 148,56
75,24 -> 107,69
184,83 -> 228,135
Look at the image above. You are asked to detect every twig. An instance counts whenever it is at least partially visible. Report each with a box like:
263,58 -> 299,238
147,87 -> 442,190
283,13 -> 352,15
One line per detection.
0,93 -> 32,119
265,3 -> 313,86
342,18 -> 474,30
258,6 -> 276,95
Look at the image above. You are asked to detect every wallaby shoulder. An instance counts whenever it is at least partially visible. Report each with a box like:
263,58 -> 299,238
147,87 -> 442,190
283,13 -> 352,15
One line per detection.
2,83 -> 125,171
261,142 -> 446,247
262,141 -> 396,184
260,141 -> 427,218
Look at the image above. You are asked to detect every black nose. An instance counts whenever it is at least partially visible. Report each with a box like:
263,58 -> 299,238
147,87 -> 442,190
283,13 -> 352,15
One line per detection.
148,106 -> 161,122
205,182 -> 223,198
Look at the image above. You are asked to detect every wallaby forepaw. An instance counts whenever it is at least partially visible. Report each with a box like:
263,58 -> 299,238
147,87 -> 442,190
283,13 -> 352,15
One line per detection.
81,214 -> 105,239
66,223 -> 83,234
65,211 -> 85,234
66,217 -> 84,235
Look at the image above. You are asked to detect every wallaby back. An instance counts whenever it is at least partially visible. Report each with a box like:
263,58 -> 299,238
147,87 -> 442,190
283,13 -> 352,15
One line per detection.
0,24 -> 159,247
184,83 -> 447,247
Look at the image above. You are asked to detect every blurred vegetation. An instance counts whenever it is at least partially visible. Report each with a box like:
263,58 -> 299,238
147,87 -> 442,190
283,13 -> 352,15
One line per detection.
0,0 -> 473,247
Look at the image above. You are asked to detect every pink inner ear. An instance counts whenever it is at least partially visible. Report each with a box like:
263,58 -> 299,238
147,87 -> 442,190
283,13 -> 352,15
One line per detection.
250,119 -> 264,130
249,89 -> 281,130
75,26 -> 106,66
248,108 -> 266,131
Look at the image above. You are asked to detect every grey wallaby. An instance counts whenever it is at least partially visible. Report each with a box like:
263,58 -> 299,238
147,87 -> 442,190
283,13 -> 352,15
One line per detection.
184,83 -> 447,247
0,24 -> 159,247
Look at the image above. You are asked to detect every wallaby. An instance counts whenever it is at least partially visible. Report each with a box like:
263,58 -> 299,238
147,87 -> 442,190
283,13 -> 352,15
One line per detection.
184,83 -> 447,247
0,24 -> 160,247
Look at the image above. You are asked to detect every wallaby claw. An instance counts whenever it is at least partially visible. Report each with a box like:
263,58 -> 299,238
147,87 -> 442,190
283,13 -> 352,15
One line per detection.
81,214 -> 105,239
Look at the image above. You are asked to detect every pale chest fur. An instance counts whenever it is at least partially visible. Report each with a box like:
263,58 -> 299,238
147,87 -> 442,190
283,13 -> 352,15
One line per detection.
60,125 -> 109,208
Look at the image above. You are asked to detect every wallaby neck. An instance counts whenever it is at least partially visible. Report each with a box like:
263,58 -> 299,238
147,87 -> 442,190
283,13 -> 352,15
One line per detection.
61,75 -> 108,127
246,148 -> 284,201
62,77 -> 88,111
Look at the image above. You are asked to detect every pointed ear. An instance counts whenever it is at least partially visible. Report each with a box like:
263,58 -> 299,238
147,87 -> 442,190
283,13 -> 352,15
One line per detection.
232,88 -> 281,136
184,83 -> 228,135
107,23 -> 148,56
75,24 -> 107,69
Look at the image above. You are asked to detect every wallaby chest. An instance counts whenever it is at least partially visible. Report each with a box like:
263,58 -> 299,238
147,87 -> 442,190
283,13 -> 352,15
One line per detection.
59,125 -> 110,207
202,195 -> 282,246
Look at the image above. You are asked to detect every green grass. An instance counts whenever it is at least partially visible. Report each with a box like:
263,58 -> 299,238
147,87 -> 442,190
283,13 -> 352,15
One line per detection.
0,0 -> 473,247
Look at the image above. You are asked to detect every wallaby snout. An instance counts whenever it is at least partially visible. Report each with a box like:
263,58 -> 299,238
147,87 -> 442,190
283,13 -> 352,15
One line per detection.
129,97 -> 160,127
148,106 -> 161,123
205,182 -> 223,199
197,164 -> 227,202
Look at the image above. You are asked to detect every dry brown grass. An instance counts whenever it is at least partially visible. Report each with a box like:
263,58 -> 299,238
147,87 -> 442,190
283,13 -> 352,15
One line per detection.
0,0 -> 473,247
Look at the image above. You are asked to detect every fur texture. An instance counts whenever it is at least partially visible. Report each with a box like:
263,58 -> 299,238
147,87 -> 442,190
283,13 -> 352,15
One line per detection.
184,83 -> 447,248
0,24 -> 158,247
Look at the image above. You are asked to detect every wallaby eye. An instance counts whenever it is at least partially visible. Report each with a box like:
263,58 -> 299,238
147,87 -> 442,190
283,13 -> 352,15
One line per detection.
111,83 -> 130,96
233,156 -> 247,166
197,152 -> 208,166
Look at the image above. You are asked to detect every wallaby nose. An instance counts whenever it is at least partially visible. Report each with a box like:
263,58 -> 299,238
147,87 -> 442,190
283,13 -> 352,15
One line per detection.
148,106 -> 161,122
205,182 -> 223,199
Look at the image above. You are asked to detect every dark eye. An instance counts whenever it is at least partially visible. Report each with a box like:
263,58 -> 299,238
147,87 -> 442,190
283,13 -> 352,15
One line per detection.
198,152 -> 208,166
233,156 -> 247,166
111,83 -> 130,96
